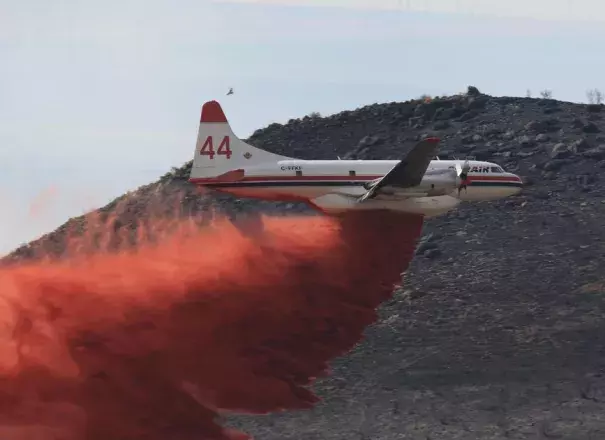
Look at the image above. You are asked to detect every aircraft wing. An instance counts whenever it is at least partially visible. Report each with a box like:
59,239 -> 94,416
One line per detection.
358,137 -> 440,202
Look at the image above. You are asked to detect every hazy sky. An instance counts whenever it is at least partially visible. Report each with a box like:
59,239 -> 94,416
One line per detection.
2,0 -> 605,254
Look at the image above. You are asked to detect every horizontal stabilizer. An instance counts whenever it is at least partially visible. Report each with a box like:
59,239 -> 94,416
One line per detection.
214,169 -> 245,182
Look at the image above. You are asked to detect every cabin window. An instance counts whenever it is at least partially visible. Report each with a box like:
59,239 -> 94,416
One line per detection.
490,166 -> 504,173
349,170 -> 356,176
296,170 -> 303,177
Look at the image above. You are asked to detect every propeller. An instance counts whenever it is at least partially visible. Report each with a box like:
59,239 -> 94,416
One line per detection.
455,160 -> 471,195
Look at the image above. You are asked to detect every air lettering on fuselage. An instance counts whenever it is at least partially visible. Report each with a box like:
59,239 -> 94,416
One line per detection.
449,165 -> 495,173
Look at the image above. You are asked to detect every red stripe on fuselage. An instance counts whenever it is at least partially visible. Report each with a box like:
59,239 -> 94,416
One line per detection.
468,175 -> 522,182
189,175 -> 380,184
189,174 -> 522,185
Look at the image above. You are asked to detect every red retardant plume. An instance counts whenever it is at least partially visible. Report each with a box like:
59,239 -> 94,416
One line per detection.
0,210 -> 423,439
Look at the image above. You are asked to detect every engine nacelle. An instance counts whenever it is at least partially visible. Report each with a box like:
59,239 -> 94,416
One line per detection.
402,172 -> 458,196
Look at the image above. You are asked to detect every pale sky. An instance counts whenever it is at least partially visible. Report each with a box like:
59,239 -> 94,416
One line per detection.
2,0 -> 605,254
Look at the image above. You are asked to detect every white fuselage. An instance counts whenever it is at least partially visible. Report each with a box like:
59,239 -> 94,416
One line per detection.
192,158 -> 523,217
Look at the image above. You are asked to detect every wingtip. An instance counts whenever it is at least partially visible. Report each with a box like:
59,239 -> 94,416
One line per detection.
423,137 -> 440,143
200,100 -> 228,123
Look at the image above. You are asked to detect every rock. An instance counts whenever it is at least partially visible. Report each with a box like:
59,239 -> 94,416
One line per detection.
544,118 -> 563,132
502,130 -> 516,141
583,122 -> 601,133
414,102 -> 441,120
570,138 -> 591,153
518,135 -> 535,148
358,135 -> 384,147
524,120 -> 552,132
551,143 -> 572,159
457,110 -> 479,121
543,159 -> 569,171
460,134 -> 474,144
402,289 -> 427,300
416,241 -> 438,254
467,96 -> 488,110
433,120 -> 451,130
408,116 -> 424,127
582,145 -> 605,160
421,232 -> 440,242
423,248 -> 442,259
409,289 -> 427,299
466,85 -> 481,96
480,124 -> 504,137
434,108 -> 458,120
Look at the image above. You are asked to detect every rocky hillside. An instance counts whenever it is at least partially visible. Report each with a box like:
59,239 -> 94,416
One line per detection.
7,87 -> 605,439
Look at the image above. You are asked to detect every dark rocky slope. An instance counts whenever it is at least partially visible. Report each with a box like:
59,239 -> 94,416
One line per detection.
7,87 -> 605,439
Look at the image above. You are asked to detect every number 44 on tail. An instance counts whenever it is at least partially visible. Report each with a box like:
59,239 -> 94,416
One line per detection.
199,135 -> 232,159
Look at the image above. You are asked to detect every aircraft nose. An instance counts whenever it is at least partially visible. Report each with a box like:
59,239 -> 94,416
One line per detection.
508,173 -> 523,195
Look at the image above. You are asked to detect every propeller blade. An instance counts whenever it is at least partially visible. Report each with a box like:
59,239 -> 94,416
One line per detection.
456,160 -> 471,195
456,160 -> 470,176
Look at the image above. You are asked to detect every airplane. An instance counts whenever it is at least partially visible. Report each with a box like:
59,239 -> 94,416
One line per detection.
188,100 -> 522,217
226,88 -> 234,96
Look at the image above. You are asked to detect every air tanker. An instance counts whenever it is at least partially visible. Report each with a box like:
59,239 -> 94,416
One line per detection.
188,100 -> 522,217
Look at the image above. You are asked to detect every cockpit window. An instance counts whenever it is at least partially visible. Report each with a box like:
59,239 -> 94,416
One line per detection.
490,166 -> 504,173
